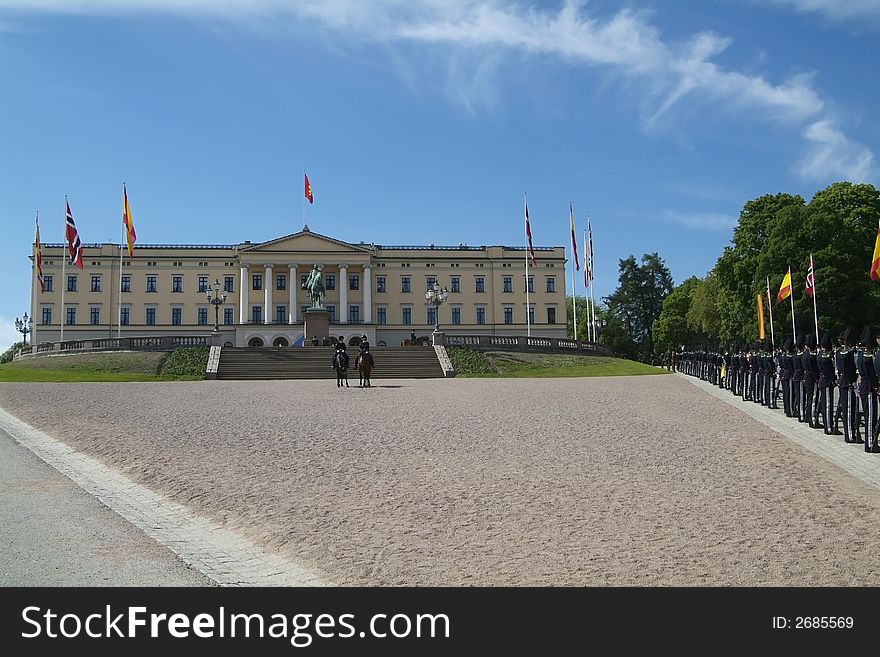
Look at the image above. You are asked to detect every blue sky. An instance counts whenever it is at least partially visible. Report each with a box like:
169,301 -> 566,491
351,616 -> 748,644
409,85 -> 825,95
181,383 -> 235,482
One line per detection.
1,0 -> 879,352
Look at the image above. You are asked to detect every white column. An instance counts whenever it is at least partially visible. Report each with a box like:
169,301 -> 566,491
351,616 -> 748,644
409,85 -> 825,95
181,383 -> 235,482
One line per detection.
264,264 -> 273,324
339,264 -> 348,324
363,264 -> 372,324
239,264 -> 247,323
289,264 -> 297,323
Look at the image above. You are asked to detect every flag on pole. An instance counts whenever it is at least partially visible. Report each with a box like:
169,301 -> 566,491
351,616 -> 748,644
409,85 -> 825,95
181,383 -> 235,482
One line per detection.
569,203 -> 579,271
583,228 -> 589,286
304,172 -> 314,205
65,200 -> 84,270
805,258 -> 815,297
776,269 -> 792,302
871,221 -> 880,281
123,184 -> 137,257
35,214 -> 44,293
757,293 -> 765,340
587,220 -> 594,281
525,199 -> 537,267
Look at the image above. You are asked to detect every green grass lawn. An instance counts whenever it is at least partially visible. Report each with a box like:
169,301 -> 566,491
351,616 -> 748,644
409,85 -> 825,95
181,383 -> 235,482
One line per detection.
0,350 -> 204,382
449,348 -> 666,378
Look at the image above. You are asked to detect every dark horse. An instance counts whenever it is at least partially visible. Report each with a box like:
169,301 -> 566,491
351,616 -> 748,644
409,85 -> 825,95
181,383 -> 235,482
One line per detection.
355,351 -> 374,388
332,350 -> 349,388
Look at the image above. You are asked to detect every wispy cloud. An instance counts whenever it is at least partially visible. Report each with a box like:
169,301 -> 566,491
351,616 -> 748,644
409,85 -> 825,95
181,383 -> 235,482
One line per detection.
796,120 -> 876,182
663,211 -> 737,231
767,0 -> 880,21
0,0 -> 874,184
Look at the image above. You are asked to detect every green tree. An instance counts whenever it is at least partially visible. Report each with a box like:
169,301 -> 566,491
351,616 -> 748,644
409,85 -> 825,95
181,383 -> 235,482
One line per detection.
652,276 -> 702,354
605,252 -> 673,361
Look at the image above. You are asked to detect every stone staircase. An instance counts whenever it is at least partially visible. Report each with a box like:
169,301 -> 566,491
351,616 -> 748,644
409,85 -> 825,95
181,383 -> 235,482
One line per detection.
215,346 -> 446,380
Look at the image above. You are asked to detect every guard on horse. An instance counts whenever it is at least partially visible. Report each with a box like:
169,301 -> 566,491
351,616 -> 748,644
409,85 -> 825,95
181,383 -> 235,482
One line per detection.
332,337 -> 349,388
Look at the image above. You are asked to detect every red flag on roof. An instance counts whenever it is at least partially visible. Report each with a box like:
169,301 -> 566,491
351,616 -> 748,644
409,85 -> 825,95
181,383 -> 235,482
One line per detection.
304,172 -> 314,205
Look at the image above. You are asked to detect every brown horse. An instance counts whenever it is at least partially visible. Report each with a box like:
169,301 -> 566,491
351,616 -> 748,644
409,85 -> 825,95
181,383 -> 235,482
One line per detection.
355,351 -> 374,387
332,350 -> 350,388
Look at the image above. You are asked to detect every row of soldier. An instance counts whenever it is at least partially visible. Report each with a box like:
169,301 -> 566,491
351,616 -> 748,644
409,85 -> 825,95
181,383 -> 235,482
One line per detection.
668,326 -> 880,454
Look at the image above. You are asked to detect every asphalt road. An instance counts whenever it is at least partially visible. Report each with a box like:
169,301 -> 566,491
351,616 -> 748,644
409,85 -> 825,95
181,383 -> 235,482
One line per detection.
0,428 -> 213,587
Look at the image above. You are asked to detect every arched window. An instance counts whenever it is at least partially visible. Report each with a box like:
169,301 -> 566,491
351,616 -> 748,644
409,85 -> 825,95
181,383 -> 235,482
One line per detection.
273,337 -> 289,347
248,337 -> 264,347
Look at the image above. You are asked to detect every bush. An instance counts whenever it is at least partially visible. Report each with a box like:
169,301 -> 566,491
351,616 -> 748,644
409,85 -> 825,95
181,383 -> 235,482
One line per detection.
159,347 -> 209,377
447,346 -> 496,374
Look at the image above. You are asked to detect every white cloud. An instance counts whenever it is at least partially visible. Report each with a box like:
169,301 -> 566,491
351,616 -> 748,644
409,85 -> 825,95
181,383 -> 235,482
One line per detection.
663,211 -> 737,230
796,120 -> 875,183
0,0 -> 873,184
767,0 -> 880,21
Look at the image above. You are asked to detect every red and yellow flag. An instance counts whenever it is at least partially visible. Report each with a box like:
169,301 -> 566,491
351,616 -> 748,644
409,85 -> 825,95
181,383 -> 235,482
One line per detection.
777,269 -> 792,302
871,222 -> 880,281
123,184 -> 136,257
304,172 -> 314,205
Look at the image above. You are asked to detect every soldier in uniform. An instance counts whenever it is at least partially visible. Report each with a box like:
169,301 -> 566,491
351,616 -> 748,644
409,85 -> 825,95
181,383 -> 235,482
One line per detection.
857,326 -> 879,453
753,341 -> 764,405
835,328 -> 860,444
802,333 -> 820,428
791,335 -> 804,422
765,341 -> 778,409
780,338 -> 793,417
817,332 -> 837,435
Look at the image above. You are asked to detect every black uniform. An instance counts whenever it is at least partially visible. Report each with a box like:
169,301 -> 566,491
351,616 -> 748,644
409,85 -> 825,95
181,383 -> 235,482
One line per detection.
817,342 -> 836,435
791,346 -> 804,421
857,344 -> 878,452
780,341 -> 793,417
802,343 -> 819,427
835,340 -> 859,443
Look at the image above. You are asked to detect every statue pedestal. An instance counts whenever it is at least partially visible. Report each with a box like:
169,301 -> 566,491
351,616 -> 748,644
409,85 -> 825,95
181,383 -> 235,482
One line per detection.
432,330 -> 446,346
303,309 -> 330,346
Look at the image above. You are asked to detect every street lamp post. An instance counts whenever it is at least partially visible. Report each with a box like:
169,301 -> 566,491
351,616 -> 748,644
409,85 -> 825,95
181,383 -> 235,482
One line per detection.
207,279 -> 227,334
425,282 -> 449,340
14,313 -> 33,346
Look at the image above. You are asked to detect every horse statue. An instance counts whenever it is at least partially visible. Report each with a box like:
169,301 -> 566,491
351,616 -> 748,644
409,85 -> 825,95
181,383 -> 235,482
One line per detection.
302,264 -> 325,309
332,349 -> 350,388
355,351 -> 374,388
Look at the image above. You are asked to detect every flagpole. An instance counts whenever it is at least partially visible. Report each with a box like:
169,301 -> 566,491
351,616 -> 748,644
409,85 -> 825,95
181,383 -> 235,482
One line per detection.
60,196 -> 67,344
31,212 -> 38,348
118,184 -> 125,339
766,276 -> 775,348
810,254 -> 819,344
588,218 -> 596,342
524,193 -> 530,338
583,227 -> 591,342
569,203 -> 577,342
788,265 -> 797,343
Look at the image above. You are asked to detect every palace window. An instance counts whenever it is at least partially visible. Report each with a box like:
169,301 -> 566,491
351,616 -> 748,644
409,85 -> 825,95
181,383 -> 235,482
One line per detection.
198,308 -> 208,325
276,305 -> 286,323
224,276 -> 235,293
325,274 -> 336,291
427,307 -> 436,326
451,307 -> 461,325
277,274 -> 286,291
349,274 -> 359,291
172,276 -> 183,293
252,274 -> 262,291
67,275 -> 77,292
475,276 -> 485,293
476,307 -> 486,325
145,308 -> 156,325
90,275 -> 101,292
451,277 -> 460,293
89,307 -> 100,325
252,306 -> 262,324
503,306 -> 514,324
401,276 -> 411,293
44,275 -> 53,292
66,307 -> 76,325
120,308 -> 130,326
376,307 -> 387,325
546,276 -> 556,293
503,276 -> 513,293
376,276 -> 386,293
349,305 -> 360,323
224,308 -> 234,325
198,276 -> 208,293
547,307 -> 556,324
172,308 -> 182,325
42,307 -> 52,325
528,306 -> 535,325
524,276 -> 534,293
402,307 -> 412,325
121,275 -> 131,292
146,275 -> 157,293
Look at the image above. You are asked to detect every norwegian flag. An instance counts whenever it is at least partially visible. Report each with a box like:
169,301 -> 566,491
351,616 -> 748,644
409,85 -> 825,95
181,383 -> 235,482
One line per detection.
65,199 -> 84,270
587,219 -> 594,281
525,198 -> 537,267
805,255 -> 815,298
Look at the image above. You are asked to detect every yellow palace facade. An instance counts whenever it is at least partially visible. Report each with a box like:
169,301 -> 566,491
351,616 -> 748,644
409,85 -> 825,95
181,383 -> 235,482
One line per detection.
29,228 -> 569,347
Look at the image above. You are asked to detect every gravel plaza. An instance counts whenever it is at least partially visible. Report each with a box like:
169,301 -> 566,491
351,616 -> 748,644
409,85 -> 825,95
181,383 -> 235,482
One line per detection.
2,374 -> 879,586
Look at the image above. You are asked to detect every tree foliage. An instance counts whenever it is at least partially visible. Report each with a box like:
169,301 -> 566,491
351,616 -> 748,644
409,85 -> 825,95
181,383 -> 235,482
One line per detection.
708,182 -> 880,344
605,252 -> 673,360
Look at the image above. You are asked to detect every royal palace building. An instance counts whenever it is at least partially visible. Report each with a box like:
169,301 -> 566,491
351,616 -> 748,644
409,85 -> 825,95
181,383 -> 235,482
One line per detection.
29,228 -> 569,347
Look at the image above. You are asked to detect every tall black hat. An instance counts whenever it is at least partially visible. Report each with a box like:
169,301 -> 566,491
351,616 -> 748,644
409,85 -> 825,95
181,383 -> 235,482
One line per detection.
805,333 -> 817,349
860,326 -> 876,347
840,327 -> 855,347
795,333 -> 805,350
819,332 -> 833,350
782,337 -> 793,352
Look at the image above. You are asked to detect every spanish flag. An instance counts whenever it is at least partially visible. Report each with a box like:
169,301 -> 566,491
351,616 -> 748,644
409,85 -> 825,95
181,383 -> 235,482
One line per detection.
871,221 -> 880,281
777,268 -> 792,302
123,184 -> 136,257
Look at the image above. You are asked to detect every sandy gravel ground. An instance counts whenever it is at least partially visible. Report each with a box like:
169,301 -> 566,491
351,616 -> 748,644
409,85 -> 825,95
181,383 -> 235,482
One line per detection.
1,375 -> 878,586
